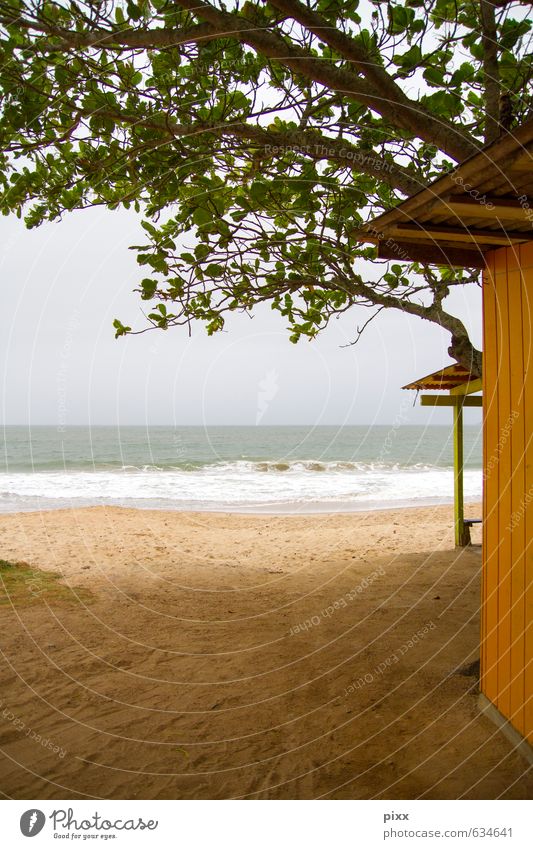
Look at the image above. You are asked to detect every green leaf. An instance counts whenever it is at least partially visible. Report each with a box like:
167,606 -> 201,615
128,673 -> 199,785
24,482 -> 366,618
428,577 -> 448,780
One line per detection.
194,243 -> 210,261
193,207 -> 212,227
423,66 -> 444,87
205,263 -> 225,277
140,278 -> 158,299
388,6 -> 414,34
126,2 -> 142,21
113,319 -> 131,338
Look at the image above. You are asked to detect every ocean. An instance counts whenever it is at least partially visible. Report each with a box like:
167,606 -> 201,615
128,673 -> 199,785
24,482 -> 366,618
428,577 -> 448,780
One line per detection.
0,425 -> 482,514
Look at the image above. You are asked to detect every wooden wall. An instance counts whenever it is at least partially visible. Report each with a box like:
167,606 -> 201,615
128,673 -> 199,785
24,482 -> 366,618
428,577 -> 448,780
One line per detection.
482,243 -> 533,743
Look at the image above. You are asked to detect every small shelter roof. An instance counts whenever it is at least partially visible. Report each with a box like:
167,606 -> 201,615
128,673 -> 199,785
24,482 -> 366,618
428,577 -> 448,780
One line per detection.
357,120 -> 533,268
402,363 -> 477,391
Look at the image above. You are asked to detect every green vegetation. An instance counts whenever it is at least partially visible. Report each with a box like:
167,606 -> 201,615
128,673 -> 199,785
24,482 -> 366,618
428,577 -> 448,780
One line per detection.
1,1 -> 532,374
0,559 -> 92,608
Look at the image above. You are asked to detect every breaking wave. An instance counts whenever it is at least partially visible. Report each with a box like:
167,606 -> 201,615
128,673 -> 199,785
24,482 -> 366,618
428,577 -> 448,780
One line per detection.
0,460 -> 482,514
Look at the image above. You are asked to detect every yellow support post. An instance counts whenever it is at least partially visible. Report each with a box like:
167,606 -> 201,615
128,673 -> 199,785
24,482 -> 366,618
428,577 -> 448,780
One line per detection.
454,401 -> 468,546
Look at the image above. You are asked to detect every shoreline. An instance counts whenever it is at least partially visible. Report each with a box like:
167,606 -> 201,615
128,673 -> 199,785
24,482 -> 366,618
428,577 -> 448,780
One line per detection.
0,495 -> 482,518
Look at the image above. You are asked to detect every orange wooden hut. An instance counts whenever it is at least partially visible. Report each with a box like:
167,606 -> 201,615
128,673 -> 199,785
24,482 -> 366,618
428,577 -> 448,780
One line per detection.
358,120 -> 533,757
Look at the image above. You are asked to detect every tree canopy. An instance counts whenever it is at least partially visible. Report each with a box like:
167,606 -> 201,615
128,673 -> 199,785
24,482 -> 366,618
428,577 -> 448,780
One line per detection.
1,0 -> 532,376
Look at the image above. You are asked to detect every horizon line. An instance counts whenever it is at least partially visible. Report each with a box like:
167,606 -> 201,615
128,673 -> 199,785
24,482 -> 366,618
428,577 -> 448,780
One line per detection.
0,422 -> 481,428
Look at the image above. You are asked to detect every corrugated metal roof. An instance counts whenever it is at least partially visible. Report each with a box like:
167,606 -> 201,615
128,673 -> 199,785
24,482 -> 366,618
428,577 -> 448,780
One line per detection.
402,363 -> 476,391
356,119 -> 533,268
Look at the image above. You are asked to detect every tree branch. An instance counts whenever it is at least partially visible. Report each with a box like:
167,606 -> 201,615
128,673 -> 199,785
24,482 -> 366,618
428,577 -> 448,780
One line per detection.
11,104 -> 421,195
229,124 -> 423,195
329,276 -> 482,376
2,0 -> 479,160
170,0 -> 477,161
480,0 -> 501,143
40,22 -> 217,51
267,0 -> 417,119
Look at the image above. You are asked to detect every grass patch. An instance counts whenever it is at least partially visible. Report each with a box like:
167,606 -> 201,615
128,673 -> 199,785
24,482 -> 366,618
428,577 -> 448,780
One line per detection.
0,559 -> 92,608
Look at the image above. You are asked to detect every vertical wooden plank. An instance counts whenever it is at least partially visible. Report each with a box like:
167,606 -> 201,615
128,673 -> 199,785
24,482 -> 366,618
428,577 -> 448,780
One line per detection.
482,250 -> 500,704
506,244 -> 521,273
519,240 -> 533,272
508,254 -> 526,737
522,247 -> 533,743
481,256 -> 489,699
496,248 -> 513,719
454,403 -> 465,546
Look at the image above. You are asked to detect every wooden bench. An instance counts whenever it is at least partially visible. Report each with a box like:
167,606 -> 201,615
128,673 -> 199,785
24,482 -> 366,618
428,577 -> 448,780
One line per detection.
463,518 -> 482,545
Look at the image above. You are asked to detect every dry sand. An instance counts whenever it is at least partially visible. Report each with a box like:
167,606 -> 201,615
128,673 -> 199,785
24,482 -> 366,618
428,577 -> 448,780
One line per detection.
0,504 -> 530,799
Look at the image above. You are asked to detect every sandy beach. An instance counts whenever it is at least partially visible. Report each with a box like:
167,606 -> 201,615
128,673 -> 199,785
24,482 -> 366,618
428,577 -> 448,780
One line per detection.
0,504 -> 530,799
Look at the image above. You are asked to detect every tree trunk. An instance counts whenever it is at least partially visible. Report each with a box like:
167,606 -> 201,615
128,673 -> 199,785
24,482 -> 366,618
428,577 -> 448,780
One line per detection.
448,332 -> 483,379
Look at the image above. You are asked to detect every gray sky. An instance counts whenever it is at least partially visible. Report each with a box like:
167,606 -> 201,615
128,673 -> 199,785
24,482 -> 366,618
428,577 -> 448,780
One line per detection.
0,207 -> 482,426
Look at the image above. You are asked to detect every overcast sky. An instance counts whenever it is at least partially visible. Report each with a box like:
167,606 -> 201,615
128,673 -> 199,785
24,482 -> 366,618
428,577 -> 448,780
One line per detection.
0,207 -> 482,427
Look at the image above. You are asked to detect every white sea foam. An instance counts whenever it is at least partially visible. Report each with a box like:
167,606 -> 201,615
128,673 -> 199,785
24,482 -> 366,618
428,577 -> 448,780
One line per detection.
0,462 -> 482,513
